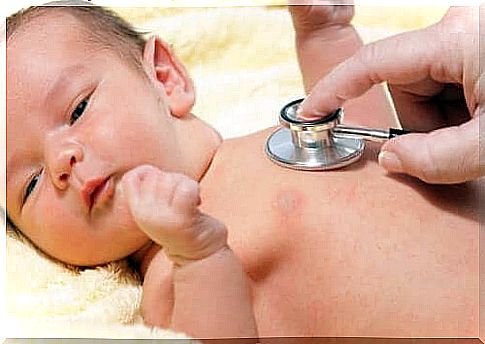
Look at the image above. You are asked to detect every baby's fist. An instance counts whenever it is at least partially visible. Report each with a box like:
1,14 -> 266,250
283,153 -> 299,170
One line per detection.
289,1 -> 355,35
121,165 -> 227,266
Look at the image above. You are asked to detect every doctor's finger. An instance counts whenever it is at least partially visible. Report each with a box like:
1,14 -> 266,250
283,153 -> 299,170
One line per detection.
299,27 -> 442,117
379,115 -> 482,184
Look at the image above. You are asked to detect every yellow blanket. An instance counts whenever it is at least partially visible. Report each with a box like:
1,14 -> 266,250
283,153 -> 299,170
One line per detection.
5,5 -> 447,340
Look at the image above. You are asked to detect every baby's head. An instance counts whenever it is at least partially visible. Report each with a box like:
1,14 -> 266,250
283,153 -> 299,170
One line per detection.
6,1 -> 221,266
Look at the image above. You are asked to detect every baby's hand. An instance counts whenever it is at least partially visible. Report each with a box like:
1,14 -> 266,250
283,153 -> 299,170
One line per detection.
121,165 -> 227,266
289,0 -> 355,36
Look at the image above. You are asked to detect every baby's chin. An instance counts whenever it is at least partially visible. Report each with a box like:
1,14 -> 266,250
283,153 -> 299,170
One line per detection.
65,180 -> 151,266
54,231 -> 151,267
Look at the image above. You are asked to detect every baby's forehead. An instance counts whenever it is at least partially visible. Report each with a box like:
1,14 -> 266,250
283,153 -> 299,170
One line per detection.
8,10 -> 97,59
6,12 -> 104,164
7,11 -> 111,86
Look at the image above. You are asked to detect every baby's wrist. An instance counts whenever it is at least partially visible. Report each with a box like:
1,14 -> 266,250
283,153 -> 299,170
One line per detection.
146,212 -> 228,267
295,24 -> 357,43
169,244 -> 232,268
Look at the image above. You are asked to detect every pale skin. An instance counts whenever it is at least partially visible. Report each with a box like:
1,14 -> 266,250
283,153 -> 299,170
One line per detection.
6,4 -> 479,341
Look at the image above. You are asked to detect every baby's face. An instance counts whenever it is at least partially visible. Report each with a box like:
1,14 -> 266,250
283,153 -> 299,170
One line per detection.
6,14 -> 191,265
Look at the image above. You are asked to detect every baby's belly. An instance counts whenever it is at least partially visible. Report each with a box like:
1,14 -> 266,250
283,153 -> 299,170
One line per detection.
251,220 -> 477,338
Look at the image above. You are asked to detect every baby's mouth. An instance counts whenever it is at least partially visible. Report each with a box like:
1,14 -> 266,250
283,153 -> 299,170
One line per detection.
81,176 -> 115,214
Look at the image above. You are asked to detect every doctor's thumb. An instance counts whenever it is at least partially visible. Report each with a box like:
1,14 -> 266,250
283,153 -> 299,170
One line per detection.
378,117 -> 481,184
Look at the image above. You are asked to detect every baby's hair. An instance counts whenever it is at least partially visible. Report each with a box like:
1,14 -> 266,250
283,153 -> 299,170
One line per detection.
7,0 -> 148,71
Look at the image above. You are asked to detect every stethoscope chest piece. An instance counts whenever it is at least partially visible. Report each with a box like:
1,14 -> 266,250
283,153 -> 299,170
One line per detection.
266,98 -> 366,171
266,126 -> 364,171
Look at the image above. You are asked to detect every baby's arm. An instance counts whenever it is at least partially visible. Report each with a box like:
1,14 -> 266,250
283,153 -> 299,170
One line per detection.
122,165 -> 258,340
289,2 -> 397,127
289,3 -> 363,93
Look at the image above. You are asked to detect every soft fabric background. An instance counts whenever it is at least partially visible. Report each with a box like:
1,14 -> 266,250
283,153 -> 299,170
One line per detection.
5,5 -> 448,340
116,5 -> 448,138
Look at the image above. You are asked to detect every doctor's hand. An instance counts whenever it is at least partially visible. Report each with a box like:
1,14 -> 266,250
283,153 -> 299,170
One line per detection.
299,6 -> 483,184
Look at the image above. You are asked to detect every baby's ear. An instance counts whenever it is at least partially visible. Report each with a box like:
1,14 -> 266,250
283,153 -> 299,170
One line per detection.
143,36 -> 195,118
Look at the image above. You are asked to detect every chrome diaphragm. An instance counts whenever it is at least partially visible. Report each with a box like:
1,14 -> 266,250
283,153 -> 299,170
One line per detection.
266,98 -> 410,171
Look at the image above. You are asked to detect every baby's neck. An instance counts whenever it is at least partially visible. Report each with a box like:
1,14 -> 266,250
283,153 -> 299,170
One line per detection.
174,113 -> 223,182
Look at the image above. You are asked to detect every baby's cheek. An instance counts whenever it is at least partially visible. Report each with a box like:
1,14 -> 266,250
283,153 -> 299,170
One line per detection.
24,176 -> 148,264
23,200 -> 86,260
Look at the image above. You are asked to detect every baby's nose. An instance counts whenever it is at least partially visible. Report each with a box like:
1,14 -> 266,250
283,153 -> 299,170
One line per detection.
46,139 -> 84,191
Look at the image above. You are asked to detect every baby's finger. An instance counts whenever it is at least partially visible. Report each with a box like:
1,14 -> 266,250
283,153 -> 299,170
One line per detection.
120,165 -> 160,207
171,177 -> 201,213
120,170 -> 141,206
139,167 -> 159,199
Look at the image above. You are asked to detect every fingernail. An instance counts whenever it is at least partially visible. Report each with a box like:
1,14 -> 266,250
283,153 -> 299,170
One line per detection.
296,106 -> 328,121
378,151 -> 403,173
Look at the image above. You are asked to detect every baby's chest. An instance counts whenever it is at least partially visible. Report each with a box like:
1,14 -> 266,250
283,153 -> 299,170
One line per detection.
211,179 -> 336,285
214,184 -> 475,334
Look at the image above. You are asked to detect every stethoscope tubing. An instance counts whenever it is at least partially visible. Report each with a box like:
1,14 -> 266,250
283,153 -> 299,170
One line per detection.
280,98 -> 411,143
333,125 -> 411,143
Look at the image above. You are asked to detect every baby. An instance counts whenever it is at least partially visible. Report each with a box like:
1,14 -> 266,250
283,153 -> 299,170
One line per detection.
6,1 -> 479,341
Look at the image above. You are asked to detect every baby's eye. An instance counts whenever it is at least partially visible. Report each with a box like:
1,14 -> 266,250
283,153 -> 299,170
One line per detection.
23,170 -> 42,204
69,96 -> 90,125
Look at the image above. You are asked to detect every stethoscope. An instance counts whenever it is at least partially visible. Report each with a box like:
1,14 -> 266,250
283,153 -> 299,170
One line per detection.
265,98 -> 410,171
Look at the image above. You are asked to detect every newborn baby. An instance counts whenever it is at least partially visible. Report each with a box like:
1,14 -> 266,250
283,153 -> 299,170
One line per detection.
6,2 -> 478,340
